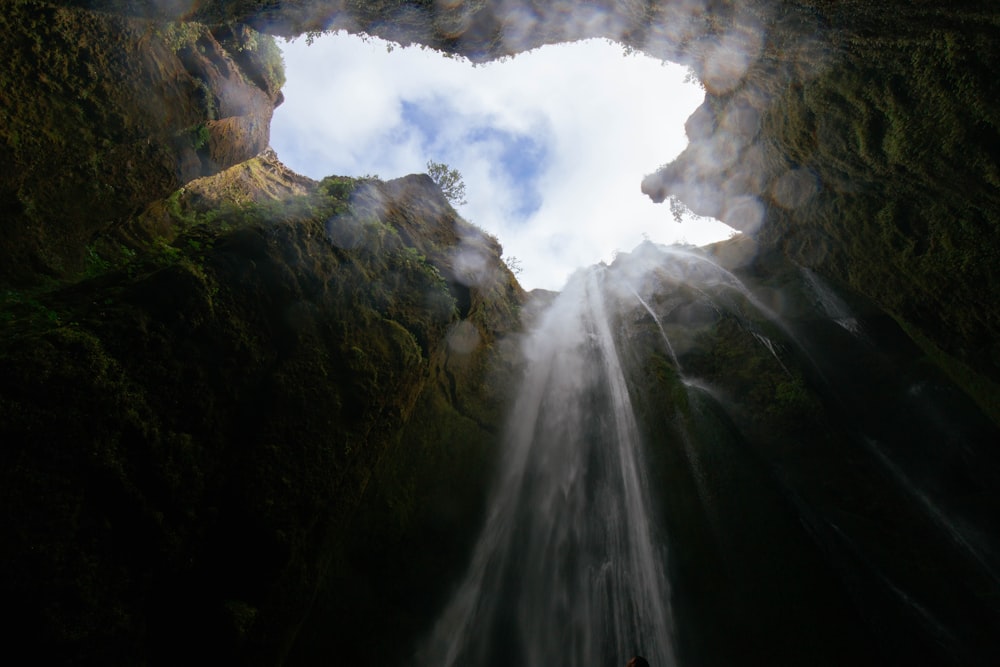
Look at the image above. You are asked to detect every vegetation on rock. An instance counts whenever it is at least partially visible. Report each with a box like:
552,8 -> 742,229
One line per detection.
426,160 -> 468,207
0,1 -> 284,284
0,151 -> 524,663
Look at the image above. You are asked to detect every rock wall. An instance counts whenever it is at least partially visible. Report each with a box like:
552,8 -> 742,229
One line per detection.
21,2 -> 997,410
41,0 -> 995,419
609,239 -> 1000,666
0,153 -> 524,663
641,1 -> 1000,419
0,1 -> 283,283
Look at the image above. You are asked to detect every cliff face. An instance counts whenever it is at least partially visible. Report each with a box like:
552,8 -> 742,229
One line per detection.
0,1 -> 283,284
0,152 -> 523,663
54,0 -> 996,417
1,4 -> 529,662
640,1 -> 1000,421
20,2 -> 995,417
609,239 -> 1000,666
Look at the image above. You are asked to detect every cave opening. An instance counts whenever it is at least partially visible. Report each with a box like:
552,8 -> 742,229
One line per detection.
269,30 -> 737,290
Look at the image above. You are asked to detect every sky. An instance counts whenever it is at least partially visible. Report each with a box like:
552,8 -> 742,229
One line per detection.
270,32 -> 737,291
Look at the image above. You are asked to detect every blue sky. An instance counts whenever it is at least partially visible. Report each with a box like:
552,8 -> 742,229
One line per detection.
269,32 -> 736,290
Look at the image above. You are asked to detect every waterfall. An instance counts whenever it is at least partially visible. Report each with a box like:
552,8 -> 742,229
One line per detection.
656,246 -> 774,317
413,240 -> 1000,667
418,266 -> 677,667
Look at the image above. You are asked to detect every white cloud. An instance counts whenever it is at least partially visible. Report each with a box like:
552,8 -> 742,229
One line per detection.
271,33 -> 736,291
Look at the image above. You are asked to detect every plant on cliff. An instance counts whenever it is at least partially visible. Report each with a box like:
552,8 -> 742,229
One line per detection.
426,159 -> 467,206
0,164 -> 529,664
159,20 -> 204,52
503,255 -> 523,276
214,23 -> 286,96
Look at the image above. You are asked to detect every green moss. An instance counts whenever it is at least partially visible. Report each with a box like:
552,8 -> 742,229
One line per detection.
157,19 -> 205,52
189,123 -> 211,150
213,23 -> 286,96
636,2 -> 1000,402
318,176 -> 356,200
770,376 -> 821,420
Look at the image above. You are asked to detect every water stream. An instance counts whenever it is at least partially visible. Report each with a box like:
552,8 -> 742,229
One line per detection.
799,266 -> 867,338
418,266 -> 677,667
628,286 -> 682,371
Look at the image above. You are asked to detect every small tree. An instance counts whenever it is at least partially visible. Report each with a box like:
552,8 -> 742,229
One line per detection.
426,160 -> 468,206
668,196 -> 688,224
503,255 -> 523,276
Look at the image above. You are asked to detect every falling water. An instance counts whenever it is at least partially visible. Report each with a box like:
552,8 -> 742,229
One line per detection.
749,331 -> 791,375
655,247 -> 812,368
863,437 -> 1000,585
628,286 -> 682,371
823,519 -> 965,652
800,267 -> 866,337
657,246 -> 775,317
414,240 -> 1000,667
418,266 -> 677,667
